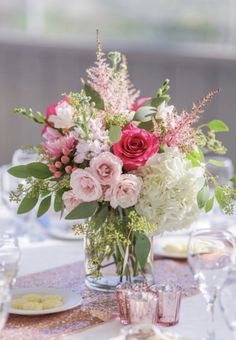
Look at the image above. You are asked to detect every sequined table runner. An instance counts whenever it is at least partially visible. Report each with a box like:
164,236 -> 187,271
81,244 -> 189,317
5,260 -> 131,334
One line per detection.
2,259 -> 197,340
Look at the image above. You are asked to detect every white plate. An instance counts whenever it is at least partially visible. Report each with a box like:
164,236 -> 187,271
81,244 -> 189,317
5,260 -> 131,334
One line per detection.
154,236 -> 189,259
10,288 -> 82,315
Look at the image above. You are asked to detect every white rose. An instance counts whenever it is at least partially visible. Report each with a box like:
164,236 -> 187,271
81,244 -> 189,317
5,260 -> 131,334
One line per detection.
62,190 -> 82,212
70,169 -> 102,202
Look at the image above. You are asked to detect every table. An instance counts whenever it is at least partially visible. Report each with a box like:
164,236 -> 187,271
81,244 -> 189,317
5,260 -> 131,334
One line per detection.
15,238 -> 232,340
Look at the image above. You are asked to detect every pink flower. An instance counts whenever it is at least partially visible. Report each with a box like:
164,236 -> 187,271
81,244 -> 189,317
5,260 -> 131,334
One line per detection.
89,152 -> 122,185
130,97 -> 151,111
44,133 -> 76,159
113,124 -> 159,171
70,169 -> 102,202
46,103 -> 57,121
62,190 -> 83,212
105,174 -> 142,209
42,126 -> 61,142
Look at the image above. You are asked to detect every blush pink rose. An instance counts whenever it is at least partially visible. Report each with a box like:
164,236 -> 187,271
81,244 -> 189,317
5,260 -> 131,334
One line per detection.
105,174 -> 142,209
113,124 -> 159,171
70,169 -> 102,202
130,97 -> 151,111
89,152 -> 122,185
62,190 -> 83,212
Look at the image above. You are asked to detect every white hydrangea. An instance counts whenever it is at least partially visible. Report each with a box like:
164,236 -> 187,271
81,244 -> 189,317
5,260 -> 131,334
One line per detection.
74,118 -> 110,163
135,147 -> 205,234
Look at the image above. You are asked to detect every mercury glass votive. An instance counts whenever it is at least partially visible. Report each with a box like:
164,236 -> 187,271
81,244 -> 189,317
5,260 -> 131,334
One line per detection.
150,284 -> 182,326
128,291 -> 158,324
115,283 -> 132,325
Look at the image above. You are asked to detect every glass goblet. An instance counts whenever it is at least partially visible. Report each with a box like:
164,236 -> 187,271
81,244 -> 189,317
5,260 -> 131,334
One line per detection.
188,228 -> 235,340
220,271 -> 236,339
0,234 -> 20,287
0,275 -> 11,334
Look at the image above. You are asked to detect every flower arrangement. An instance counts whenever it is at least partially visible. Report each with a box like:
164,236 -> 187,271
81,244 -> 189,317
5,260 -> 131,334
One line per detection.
9,36 -> 236,285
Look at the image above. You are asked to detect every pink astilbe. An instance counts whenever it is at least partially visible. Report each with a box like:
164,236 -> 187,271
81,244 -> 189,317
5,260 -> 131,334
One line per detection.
86,34 -> 139,114
161,90 -> 219,153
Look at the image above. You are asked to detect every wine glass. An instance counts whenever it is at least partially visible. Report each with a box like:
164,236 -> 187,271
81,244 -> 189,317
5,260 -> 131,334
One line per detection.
220,270 -> 236,339
0,275 -> 11,334
0,233 -> 20,287
188,228 -> 235,340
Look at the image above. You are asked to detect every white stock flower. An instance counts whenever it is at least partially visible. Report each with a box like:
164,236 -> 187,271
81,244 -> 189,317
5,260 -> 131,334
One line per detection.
49,101 -> 75,129
135,147 -> 205,234
156,101 -> 175,125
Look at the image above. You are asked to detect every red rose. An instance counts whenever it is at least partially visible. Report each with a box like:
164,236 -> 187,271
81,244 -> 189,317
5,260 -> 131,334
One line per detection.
113,124 -> 159,171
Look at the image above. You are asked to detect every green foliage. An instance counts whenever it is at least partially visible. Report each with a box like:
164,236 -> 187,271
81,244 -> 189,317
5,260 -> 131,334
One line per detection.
135,233 -> 151,268
84,83 -> 104,110
197,185 -> 210,209
14,108 -> 46,125
215,186 -> 236,214
17,192 -> 39,214
138,120 -> 154,132
93,204 -> 109,230
205,197 -> 214,213
127,210 -> 156,233
206,131 -> 227,155
27,163 -> 52,179
8,165 -> 30,178
207,119 -> 229,132
231,176 -> 236,184
37,196 -> 51,217
65,201 -> 98,220
186,148 -> 204,167
134,106 -> 156,122
54,189 -> 64,212
109,125 -> 122,143
105,112 -> 129,129
208,159 -> 225,167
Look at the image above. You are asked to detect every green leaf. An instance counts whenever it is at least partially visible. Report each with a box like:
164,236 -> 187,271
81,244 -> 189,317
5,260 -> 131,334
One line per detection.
54,190 -> 64,212
207,119 -> 229,132
109,125 -> 122,143
197,185 -> 210,209
65,201 -> 98,220
84,83 -> 104,110
134,106 -> 156,122
37,195 -> 51,217
215,186 -> 225,209
138,120 -> 154,132
231,176 -> 236,184
208,159 -> 225,167
205,197 -> 214,213
186,148 -> 204,167
7,165 -> 30,178
17,194 -> 39,214
93,204 -> 109,230
135,233 -> 151,268
26,162 -> 52,179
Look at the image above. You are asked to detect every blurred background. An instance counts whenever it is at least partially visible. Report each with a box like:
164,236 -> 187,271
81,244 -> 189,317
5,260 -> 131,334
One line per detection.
0,0 -> 235,165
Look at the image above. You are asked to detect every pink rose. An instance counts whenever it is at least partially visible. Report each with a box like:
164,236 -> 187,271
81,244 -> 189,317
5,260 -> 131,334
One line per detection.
71,169 -> 102,202
89,152 -> 122,185
42,126 -> 61,142
105,174 -> 142,209
44,133 -> 76,158
62,190 -> 83,212
130,97 -> 151,111
113,124 -> 159,171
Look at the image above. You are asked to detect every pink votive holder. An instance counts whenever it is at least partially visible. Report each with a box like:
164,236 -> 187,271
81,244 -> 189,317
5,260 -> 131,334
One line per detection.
115,283 -> 132,325
150,284 -> 182,326
127,291 -> 158,324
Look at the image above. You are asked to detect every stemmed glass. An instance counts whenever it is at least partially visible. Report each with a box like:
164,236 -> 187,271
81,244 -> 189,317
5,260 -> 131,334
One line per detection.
188,228 -> 235,340
0,233 -> 20,287
0,275 -> 11,334
220,270 -> 236,339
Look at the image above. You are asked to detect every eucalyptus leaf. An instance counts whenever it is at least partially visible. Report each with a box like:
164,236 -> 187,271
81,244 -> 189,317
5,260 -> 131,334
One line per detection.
135,234 -> 151,268
54,190 -> 64,212
8,165 -> 30,178
205,197 -> 214,213
138,120 -> 154,132
109,125 -> 122,143
215,186 -> 225,209
37,196 -> 51,217
93,204 -> 108,230
186,149 -> 204,167
17,194 -> 39,214
208,159 -> 225,167
197,186 -> 210,209
207,120 -> 229,132
231,176 -> 236,184
84,83 -> 104,110
65,201 -> 98,220
27,162 -> 52,179
134,106 -> 156,122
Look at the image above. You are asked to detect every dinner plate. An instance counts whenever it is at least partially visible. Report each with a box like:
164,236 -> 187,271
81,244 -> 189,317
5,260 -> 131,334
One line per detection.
154,235 -> 189,259
10,288 -> 82,315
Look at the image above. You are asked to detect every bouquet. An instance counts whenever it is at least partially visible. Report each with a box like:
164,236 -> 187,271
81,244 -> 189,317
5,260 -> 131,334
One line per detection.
8,37 -> 236,286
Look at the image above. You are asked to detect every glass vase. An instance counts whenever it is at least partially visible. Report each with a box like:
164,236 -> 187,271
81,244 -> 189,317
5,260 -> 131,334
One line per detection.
84,233 -> 154,292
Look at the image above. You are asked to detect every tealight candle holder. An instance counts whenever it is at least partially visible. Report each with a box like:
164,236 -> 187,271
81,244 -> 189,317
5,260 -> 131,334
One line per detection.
128,291 -> 158,324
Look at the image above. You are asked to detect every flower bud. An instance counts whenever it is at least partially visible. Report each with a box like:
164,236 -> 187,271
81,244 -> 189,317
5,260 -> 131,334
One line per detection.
61,155 -> 70,164
54,171 -> 62,178
49,165 -> 56,173
65,165 -> 73,174
55,161 -> 62,168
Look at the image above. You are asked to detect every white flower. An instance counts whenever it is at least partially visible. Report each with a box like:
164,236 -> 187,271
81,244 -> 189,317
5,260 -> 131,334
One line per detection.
156,101 -> 175,125
49,101 -> 75,129
135,147 -> 205,234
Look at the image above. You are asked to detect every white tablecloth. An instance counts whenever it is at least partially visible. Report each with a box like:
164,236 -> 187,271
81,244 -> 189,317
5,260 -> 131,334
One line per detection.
17,238 -> 233,340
